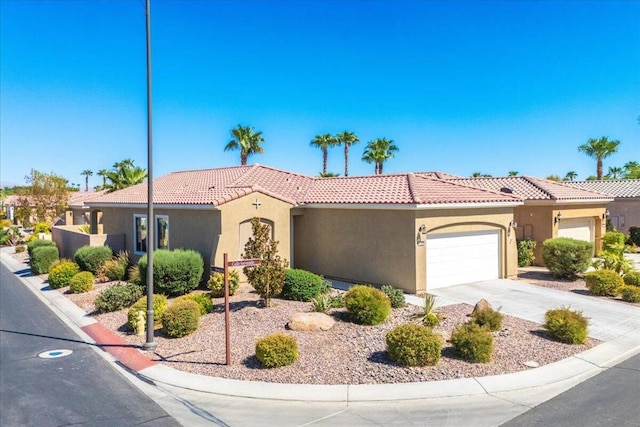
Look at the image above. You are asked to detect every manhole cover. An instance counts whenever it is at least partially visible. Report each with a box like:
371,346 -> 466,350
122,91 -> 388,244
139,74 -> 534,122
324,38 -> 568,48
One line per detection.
38,349 -> 73,359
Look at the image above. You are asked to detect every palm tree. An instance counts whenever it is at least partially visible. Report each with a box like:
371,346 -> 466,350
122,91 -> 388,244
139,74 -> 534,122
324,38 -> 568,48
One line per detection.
335,131 -> 359,177
225,124 -> 264,165
361,138 -> 398,175
80,170 -> 93,192
113,158 -> 134,170
607,166 -> 623,179
97,169 -> 108,188
564,171 -> 578,181
310,134 -> 338,175
624,161 -> 640,179
508,171 -> 519,176
578,136 -> 620,180
318,172 -> 340,178
104,160 -> 147,192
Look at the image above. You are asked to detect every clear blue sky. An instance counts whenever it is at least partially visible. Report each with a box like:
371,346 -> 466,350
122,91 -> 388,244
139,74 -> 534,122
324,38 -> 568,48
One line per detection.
1,0 -> 639,188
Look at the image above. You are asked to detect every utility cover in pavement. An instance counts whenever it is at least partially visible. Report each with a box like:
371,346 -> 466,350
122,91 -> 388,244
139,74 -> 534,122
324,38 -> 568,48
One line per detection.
38,349 -> 73,359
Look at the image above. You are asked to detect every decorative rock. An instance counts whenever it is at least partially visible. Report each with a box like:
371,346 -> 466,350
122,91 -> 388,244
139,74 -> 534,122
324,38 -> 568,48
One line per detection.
287,312 -> 335,331
472,298 -> 493,315
523,360 -> 539,368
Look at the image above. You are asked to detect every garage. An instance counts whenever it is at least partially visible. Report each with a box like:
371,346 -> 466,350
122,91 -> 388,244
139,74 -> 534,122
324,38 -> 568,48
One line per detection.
558,218 -> 593,243
426,230 -> 500,289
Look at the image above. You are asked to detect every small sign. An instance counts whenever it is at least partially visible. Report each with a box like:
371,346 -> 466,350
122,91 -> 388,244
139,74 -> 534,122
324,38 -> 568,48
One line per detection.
211,266 -> 224,273
227,258 -> 261,267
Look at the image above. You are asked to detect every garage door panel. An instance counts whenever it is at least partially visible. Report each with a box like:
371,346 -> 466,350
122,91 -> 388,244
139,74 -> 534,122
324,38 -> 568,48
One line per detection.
558,218 -> 593,243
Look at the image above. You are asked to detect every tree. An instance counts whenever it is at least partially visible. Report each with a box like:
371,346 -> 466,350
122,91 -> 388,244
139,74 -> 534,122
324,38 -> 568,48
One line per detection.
81,170 -> 93,192
225,124 -> 264,165
508,171 -> 519,176
242,218 -> 288,308
578,136 -> 620,180
14,169 -> 70,226
96,169 -> 108,189
471,172 -> 492,178
335,131 -> 359,177
623,161 -> 640,179
546,175 -> 562,182
564,171 -> 578,181
104,159 -> 147,192
607,166 -> 623,179
310,134 -> 338,176
318,172 -> 340,178
361,138 -> 399,175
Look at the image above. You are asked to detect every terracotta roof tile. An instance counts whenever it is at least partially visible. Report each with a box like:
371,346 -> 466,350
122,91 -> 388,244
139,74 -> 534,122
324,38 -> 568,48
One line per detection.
565,180 -> 640,198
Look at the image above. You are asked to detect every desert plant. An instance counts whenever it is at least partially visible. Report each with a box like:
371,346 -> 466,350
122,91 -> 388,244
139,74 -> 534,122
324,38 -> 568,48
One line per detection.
27,239 -> 56,258
255,333 -> 298,368
471,308 -> 504,332
386,324 -> 442,367
74,245 -> 113,274
98,251 -> 130,281
207,269 -> 240,297
69,271 -> 94,294
128,264 -> 142,286
343,285 -> 391,325
517,240 -> 537,267
281,269 -> 330,302
311,293 -> 332,313
544,307 -> 588,344
542,238 -> 593,279
623,271 -> 640,287
48,261 -> 80,289
381,285 -> 405,308
127,295 -> 168,331
177,293 -> 214,315
138,249 -> 204,296
585,270 -> 623,296
592,231 -> 634,274
161,299 -> 201,338
30,246 -> 59,274
78,224 -> 91,234
415,294 -> 440,327
94,282 -> 143,313
450,322 -> 494,363
620,285 -> 640,303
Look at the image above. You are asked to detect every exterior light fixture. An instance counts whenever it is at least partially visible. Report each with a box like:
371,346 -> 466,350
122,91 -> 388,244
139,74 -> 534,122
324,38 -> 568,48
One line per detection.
418,224 -> 427,235
509,220 -> 518,229
603,210 -> 610,220
554,212 -> 562,224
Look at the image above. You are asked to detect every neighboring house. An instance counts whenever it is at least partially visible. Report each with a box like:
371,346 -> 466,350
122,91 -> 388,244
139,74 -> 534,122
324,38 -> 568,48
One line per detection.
564,180 -> 640,233
82,165 -> 523,293
444,176 -> 614,265
63,190 -> 107,227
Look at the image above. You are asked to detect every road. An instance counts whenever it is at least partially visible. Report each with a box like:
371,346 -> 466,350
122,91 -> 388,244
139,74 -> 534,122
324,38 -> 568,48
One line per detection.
0,262 -> 181,427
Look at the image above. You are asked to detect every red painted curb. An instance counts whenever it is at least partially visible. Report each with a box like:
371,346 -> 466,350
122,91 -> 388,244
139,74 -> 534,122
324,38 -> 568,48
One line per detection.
82,323 -> 157,372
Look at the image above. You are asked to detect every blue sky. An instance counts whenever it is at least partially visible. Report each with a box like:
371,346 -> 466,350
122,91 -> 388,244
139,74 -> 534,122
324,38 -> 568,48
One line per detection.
1,0 -> 639,188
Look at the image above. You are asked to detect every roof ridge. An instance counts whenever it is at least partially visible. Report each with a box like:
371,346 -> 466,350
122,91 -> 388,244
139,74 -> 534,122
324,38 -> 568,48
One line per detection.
169,164 -> 250,175
444,177 -> 524,201
406,174 -> 422,204
522,176 -> 556,199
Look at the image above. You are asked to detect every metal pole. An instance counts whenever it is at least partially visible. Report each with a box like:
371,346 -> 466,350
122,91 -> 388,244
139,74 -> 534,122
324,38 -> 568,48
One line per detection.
224,253 -> 231,365
143,0 -> 156,351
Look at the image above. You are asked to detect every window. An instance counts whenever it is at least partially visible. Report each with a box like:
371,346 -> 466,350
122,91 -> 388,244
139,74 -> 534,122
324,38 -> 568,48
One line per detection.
134,214 -> 169,254
156,215 -> 169,250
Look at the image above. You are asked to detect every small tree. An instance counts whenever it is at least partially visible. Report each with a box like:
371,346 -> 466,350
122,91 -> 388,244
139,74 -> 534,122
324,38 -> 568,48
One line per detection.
243,217 -> 288,307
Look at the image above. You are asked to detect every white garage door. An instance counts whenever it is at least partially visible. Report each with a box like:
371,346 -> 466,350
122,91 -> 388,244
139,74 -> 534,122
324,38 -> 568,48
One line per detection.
426,231 -> 500,289
558,218 -> 593,243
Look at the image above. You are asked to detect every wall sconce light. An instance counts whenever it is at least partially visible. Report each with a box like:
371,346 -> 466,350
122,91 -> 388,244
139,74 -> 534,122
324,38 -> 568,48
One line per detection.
416,224 -> 426,246
603,209 -> 610,220
509,220 -> 518,229
418,224 -> 427,235
554,212 -> 562,224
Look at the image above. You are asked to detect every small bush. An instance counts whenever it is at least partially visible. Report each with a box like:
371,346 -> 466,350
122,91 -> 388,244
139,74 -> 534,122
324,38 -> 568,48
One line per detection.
281,269 -> 330,302
255,333 -> 298,368
94,282 -> 144,313
629,227 -> 640,247
138,249 -> 204,296
517,240 -> 537,267
471,308 -> 504,332
311,294 -> 332,313
544,307 -> 588,344
381,285 -> 406,308
329,295 -> 345,308
33,222 -> 51,234
450,322 -> 494,363
99,251 -> 130,281
623,271 -> 640,287
415,294 -> 440,327
27,239 -> 56,258
69,271 -> 94,294
128,264 -> 142,286
48,261 -> 81,289
161,299 -> 200,338
74,245 -> 113,274
31,246 -> 59,274
620,285 -> 640,303
386,324 -> 442,367
207,270 -> 240,297
177,293 -> 213,315
542,238 -> 593,279
343,285 -> 392,325
127,295 -> 168,332
15,245 -> 26,253
585,270 -> 623,296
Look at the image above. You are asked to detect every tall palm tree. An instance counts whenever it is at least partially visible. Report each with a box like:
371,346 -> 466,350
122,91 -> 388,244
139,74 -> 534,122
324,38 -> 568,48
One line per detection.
335,131 -> 359,177
607,166 -> 623,179
361,138 -> 398,175
624,161 -> 640,179
225,124 -> 265,165
310,134 -> 338,175
81,170 -> 93,192
105,160 -> 147,192
564,171 -> 578,181
578,136 -> 620,180
97,169 -> 108,188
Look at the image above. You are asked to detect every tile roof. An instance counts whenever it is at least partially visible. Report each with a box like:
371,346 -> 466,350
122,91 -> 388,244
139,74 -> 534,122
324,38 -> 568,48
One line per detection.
564,180 -> 640,198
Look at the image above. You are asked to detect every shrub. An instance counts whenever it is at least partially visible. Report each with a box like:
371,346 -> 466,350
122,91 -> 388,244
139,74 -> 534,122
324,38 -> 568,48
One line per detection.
30,246 -> 59,274
128,264 -> 142,286
344,285 -> 391,325
593,231 -> 634,274
69,271 -> 94,294
138,249 -> 204,297
415,294 -> 440,327
99,251 -> 130,281
544,307 -> 588,344
620,285 -> 640,303
48,261 -> 80,289
255,333 -> 298,368
329,295 -> 345,308
74,245 -> 113,274
33,222 -> 51,234
381,285 -> 406,308
15,245 -> 26,253
27,239 -> 56,258
161,299 -> 201,338
629,227 -> 640,247
207,270 -> 240,297
386,324 -> 442,367
450,322 -> 494,363
127,295 -> 168,331
471,308 -> 504,332
94,282 -> 144,313
311,294 -> 332,313
585,270 -> 623,296
177,293 -> 214,315
281,269 -> 330,302
623,271 -> 640,287
517,240 -> 537,267
542,238 -> 593,279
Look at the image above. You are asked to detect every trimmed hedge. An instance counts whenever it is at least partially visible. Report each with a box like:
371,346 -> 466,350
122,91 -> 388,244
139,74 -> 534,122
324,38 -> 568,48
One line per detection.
94,282 -> 144,313
544,307 -> 588,344
620,285 -> 640,303
623,271 -> 640,287
69,271 -> 94,293
127,295 -> 168,332
471,308 -> 504,332
138,249 -> 204,297
542,238 -> 593,279
162,299 -> 200,338
386,324 -> 442,367
281,269 -> 330,302
48,261 -> 80,289
585,270 -> 623,296
27,239 -> 56,258
255,334 -> 298,368
31,246 -> 59,274
207,270 -> 240,297
178,293 -> 214,315
344,285 -> 391,325
74,245 -> 113,274
451,322 -> 494,363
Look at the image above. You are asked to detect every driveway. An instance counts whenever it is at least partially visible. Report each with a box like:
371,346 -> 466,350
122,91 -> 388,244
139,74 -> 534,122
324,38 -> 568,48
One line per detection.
429,279 -> 640,341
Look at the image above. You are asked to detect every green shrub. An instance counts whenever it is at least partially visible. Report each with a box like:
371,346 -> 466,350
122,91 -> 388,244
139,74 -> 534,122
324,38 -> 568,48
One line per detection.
138,249 -> 204,296
94,282 -> 144,313
33,222 -> 51,234
31,246 -> 59,274
128,264 -> 142,286
99,251 -> 130,281
585,270 -> 623,296
542,238 -> 593,279
74,245 -> 113,274
48,261 -> 80,289
602,231 -> 626,249
620,285 -> 640,303
281,269 -> 330,302
15,245 -> 26,253
329,295 -> 345,308
381,285 -> 406,308
450,322 -> 494,363
629,227 -> 640,247
623,271 -> 640,287
593,232 -> 634,274
386,324 -> 442,367
517,240 -> 537,267
69,271 -> 94,294
544,307 -> 588,344
311,293 -> 332,313
415,294 -> 440,328
27,239 -> 56,258
207,270 -> 240,297
471,308 -> 504,332
255,333 -> 298,368
161,299 -> 200,338
127,295 -> 168,331
177,293 -> 213,315
344,285 -> 392,325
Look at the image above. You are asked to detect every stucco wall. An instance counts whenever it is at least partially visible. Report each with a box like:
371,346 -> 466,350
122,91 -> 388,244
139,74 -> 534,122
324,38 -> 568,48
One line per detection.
608,199 -> 640,232
52,225 -> 125,260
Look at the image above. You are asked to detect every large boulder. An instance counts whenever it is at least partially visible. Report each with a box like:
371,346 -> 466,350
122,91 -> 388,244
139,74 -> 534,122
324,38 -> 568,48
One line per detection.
287,312 -> 335,331
472,298 -> 493,315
